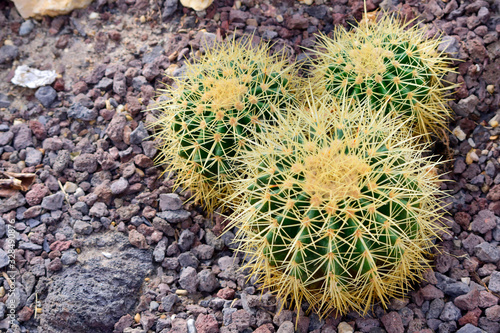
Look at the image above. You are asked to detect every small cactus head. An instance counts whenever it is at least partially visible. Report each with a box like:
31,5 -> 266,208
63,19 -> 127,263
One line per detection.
228,95 -> 446,316
309,15 -> 456,140
149,36 -> 297,212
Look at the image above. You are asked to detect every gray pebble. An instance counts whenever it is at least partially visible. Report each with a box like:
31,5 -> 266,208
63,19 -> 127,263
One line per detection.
178,252 -> 199,268
178,229 -> 195,252
198,269 -> 219,293
0,45 -> 19,64
25,147 -> 42,166
277,321 -> 294,333
132,76 -> 147,90
19,20 -> 35,36
35,86 -> 57,108
153,239 -> 167,262
130,122 -> 148,145
19,243 -> 42,251
67,102 -> 98,121
456,324 -> 484,333
41,192 -> 64,210
61,250 -> 78,265
95,77 -> 114,91
0,249 -> 9,268
179,267 -> 198,293
159,193 -> 183,211
474,242 -> 500,263
161,293 -> 178,312
110,178 -> 128,195
73,220 -> 93,235
489,271 -> 500,293
157,209 -> 191,223
439,302 -> 461,321
0,93 -> 11,108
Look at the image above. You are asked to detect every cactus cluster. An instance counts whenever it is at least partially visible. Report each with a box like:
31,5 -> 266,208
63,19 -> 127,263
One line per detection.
229,99 -> 445,315
150,12 -> 454,319
310,16 -> 455,139
150,37 -> 296,211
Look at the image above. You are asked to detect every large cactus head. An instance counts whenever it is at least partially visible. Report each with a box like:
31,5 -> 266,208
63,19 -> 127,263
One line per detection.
310,15 -> 455,139
150,36 -> 297,212
229,97 -> 445,316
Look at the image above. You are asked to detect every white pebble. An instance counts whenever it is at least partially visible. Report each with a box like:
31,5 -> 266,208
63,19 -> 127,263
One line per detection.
452,126 -> 466,141
187,318 -> 196,333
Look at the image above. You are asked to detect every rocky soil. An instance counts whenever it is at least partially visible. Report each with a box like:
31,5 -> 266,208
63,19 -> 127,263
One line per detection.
0,0 -> 499,332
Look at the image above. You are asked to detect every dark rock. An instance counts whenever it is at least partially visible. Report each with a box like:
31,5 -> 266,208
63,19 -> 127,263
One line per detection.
161,293 -> 178,312
130,122 -> 148,145
474,242 -> 500,263
35,86 -> 57,108
178,229 -> 195,252
157,209 -> 191,223
13,124 -> 33,150
179,266 -> 198,293
0,45 -> 19,64
162,0 -> 178,20
489,271 -> 500,293
381,312 -> 404,333
159,193 -> 183,211
67,103 -> 98,121
74,153 -> 97,173
41,192 -> 64,210
439,302 -> 462,321
39,233 -> 152,333
198,269 -> 219,293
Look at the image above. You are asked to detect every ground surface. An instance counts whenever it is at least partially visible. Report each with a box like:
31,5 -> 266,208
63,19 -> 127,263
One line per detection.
0,0 -> 499,333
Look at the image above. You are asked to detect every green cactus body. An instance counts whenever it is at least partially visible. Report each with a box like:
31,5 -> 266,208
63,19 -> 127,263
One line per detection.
150,37 -> 297,212
310,15 -> 455,139
230,99 -> 444,316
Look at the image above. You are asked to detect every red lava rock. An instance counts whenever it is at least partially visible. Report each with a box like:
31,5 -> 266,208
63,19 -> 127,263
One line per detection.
55,34 -> 70,49
129,229 -> 149,249
458,307 -> 481,326
72,81 -> 88,94
17,306 -> 34,322
108,30 -> 121,41
49,240 -> 72,252
486,305 -> 500,321
134,154 -> 154,168
29,120 -> 46,140
454,289 -> 480,311
254,323 -> 274,333
217,287 -> 235,300
465,38 -> 487,62
287,14 -> 309,30
420,284 -> 444,301
142,206 -> 156,219
478,290 -> 499,308
195,314 -> 219,333
25,184 -> 49,206
454,212 -> 471,229
53,77 -> 65,91
114,314 -> 134,332
106,114 -> 127,143
381,311 -> 404,333
470,210 -> 498,234
48,258 -> 63,271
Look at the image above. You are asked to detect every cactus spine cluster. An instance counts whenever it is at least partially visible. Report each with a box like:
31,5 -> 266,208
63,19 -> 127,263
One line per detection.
150,37 -> 296,212
310,15 -> 455,139
229,98 -> 445,316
